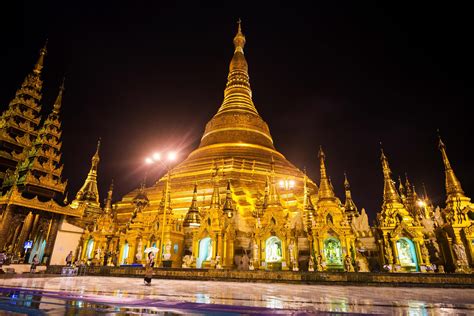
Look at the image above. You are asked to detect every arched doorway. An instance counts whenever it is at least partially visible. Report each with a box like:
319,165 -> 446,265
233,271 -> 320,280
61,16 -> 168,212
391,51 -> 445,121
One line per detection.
197,237 -> 212,268
324,237 -> 343,269
121,243 -> 129,265
265,236 -> 282,270
396,238 -> 418,271
86,239 -> 95,259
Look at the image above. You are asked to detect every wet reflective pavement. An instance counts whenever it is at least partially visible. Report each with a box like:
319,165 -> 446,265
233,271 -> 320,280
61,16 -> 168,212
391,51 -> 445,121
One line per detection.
0,276 -> 473,315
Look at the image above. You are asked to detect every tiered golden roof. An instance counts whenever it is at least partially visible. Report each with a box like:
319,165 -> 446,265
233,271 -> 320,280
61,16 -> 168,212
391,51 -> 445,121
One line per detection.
14,80 -> 67,195
0,43 -> 47,181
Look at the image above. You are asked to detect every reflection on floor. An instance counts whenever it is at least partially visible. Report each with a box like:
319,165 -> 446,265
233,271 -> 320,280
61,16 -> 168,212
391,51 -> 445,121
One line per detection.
0,276 -> 473,315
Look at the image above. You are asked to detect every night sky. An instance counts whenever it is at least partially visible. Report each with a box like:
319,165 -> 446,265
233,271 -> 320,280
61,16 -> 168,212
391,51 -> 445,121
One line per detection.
1,2 -> 471,222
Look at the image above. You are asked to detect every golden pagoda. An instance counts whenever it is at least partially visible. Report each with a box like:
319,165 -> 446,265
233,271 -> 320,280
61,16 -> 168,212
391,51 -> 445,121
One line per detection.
375,148 -> 431,272
110,21 -> 320,269
434,136 -> 473,273
311,147 -> 356,271
70,139 -> 103,224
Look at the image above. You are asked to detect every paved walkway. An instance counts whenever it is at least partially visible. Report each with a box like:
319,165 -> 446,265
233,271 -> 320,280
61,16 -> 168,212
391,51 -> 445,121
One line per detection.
1,276 -> 474,314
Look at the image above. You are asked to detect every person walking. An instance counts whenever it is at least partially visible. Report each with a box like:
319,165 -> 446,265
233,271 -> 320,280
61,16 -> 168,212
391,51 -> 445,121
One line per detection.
144,252 -> 155,286
65,251 -> 73,266
30,254 -> 39,273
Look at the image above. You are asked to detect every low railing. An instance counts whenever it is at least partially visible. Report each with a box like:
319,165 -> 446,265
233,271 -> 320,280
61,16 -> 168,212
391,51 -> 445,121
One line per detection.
44,265 -> 474,288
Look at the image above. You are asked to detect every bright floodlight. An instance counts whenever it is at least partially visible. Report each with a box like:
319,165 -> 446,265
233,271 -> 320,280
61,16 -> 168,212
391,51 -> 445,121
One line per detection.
417,200 -> 426,207
279,180 -> 285,188
289,180 -> 295,188
152,153 -> 161,161
145,157 -> 153,164
168,151 -> 177,161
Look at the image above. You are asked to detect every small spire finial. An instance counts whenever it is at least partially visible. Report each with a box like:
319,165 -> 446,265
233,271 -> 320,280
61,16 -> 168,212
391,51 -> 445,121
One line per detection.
53,77 -> 66,113
33,39 -> 48,75
94,138 -> 101,158
233,18 -> 246,52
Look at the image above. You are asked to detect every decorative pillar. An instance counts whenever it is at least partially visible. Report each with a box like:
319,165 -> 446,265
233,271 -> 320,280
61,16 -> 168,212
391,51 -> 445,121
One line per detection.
391,239 -> 400,265
0,205 -> 14,250
15,212 -> 34,256
44,215 -> 60,265
414,240 -> 423,268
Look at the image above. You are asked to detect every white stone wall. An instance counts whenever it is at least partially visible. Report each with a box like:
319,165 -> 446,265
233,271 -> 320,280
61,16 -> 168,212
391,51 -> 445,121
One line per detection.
50,219 -> 84,265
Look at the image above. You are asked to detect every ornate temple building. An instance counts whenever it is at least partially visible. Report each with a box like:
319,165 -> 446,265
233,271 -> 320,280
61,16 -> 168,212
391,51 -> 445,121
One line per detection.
0,44 -> 85,264
1,22 -> 473,274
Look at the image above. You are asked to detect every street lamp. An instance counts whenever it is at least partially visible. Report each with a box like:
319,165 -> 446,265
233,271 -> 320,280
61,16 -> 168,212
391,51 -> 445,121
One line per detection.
416,200 -> 426,208
145,151 -> 177,267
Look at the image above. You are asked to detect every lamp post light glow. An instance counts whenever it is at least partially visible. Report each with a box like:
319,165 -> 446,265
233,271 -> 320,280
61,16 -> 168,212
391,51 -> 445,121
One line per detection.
417,200 -> 426,208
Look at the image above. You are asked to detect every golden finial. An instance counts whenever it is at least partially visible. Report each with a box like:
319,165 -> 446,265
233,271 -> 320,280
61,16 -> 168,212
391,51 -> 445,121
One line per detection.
437,133 -> 465,197
33,39 -> 48,75
398,175 -> 405,193
379,141 -> 387,159
344,172 -> 350,188
93,138 -> 101,160
318,146 -> 327,179
53,77 -> 65,113
233,18 -> 246,52
405,172 -> 411,188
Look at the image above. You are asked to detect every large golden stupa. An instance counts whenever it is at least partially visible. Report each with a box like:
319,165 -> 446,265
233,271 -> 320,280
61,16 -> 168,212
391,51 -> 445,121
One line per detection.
110,21 -> 319,268
116,22 -> 316,228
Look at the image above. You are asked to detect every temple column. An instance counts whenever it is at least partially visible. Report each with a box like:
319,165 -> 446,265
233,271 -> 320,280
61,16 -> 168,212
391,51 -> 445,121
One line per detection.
0,205 -> 14,250
15,212 -> 34,257
217,233 -> 223,259
44,215 -> 60,265
128,239 -> 137,264
281,238 -> 288,270
28,213 -> 41,243
414,240 -> 423,269
9,224 -> 22,254
226,235 -> 234,268
391,238 -> 400,265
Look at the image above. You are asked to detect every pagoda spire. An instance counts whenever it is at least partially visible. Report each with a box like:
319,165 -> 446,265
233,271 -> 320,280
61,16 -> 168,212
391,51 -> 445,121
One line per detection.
303,173 -> 315,232
438,135 -> 465,198
404,173 -> 415,211
343,172 -> 358,220
104,180 -> 114,213
398,175 -> 406,200
317,146 -> 335,200
198,20 -> 275,150
53,77 -> 65,114
11,81 -> 67,197
74,139 -> 101,206
380,147 -> 402,204
217,19 -> 258,115
0,43 -> 48,182
222,180 -> 235,218
33,40 -> 48,75
184,183 -> 201,227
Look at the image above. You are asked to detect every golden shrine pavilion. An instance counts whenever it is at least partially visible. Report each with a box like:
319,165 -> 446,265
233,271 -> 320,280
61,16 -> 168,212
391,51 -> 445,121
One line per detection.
1,22 -> 473,274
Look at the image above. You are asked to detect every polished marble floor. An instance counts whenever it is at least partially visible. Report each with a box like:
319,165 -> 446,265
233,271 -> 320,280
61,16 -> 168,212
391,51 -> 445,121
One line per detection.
0,276 -> 473,315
